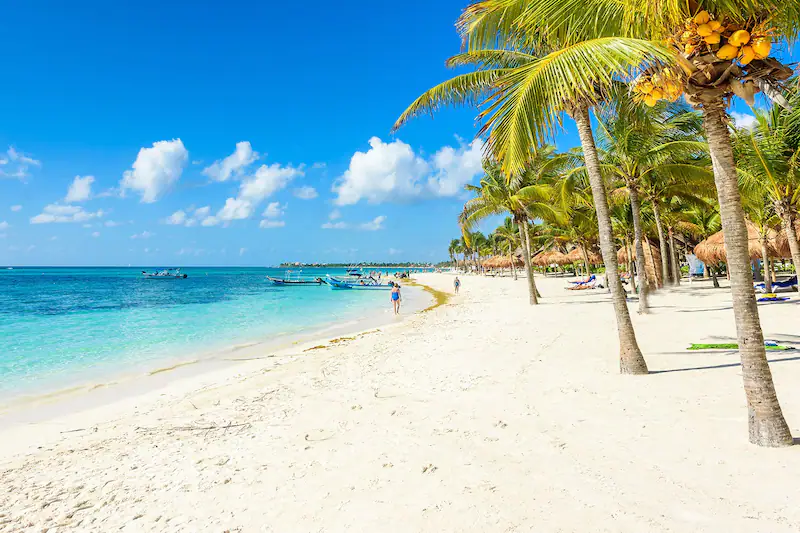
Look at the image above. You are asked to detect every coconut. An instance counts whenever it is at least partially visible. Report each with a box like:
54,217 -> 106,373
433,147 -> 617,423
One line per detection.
644,95 -> 657,107
729,30 -> 751,47
696,24 -> 713,37
708,20 -> 722,32
704,33 -> 721,45
739,45 -> 755,65
751,37 -> 771,58
693,10 -> 710,24
639,81 -> 654,94
685,43 -> 697,55
717,44 -> 739,60
650,88 -> 664,100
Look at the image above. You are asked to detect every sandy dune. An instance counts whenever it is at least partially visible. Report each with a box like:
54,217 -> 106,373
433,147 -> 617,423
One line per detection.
1,273 -> 799,532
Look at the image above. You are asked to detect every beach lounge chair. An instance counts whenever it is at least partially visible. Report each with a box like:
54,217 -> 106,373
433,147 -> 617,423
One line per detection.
567,274 -> 595,286
754,276 -> 798,293
567,279 -> 597,290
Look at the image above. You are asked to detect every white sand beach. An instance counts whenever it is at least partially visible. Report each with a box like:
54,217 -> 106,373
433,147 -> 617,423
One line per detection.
1,273 -> 799,532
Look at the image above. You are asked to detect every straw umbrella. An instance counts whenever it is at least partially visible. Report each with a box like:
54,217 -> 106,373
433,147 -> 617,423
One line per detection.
775,219 -> 800,259
695,220 -> 779,290
566,246 -> 602,275
532,250 -> 571,275
617,242 -> 662,289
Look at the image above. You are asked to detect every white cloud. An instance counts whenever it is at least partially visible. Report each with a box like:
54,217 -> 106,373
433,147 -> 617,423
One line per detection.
165,210 -> 187,225
104,220 -> 121,227
360,215 -> 386,231
10,205 -> 22,212
0,147 -> 40,180
130,231 -> 153,239
731,112 -> 758,131
293,186 -> 318,200
321,221 -> 348,229
165,206 -> 211,227
30,204 -> 105,224
65,175 -> 95,203
259,219 -> 286,229
311,162 -> 327,170
205,163 -> 303,225
262,201 -> 285,219
427,140 -> 483,196
0,221 -> 8,230
91,231 -> 100,238
239,247 -> 247,256
333,137 -> 484,206
329,209 -> 342,220
203,141 -> 259,182
120,139 -> 188,203
8,147 -> 40,167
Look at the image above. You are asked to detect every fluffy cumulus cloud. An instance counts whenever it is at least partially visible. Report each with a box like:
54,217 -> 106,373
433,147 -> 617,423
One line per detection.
166,206 -> 211,227
30,204 -> 104,224
332,137 -> 484,206
293,186 -> 318,200
202,141 -> 259,182
120,139 -> 188,203
65,175 -> 95,203
104,220 -> 122,227
426,140 -> 483,196
203,163 -> 303,226
10,205 -> 22,212
130,230 -> 153,239
262,202 -> 285,219
321,221 -> 348,229
731,112 -> 757,131
165,210 -> 187,225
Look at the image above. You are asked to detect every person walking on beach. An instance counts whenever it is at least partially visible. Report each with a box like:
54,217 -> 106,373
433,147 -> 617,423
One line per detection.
391,283 -> 402,314
454,277 -> 461,294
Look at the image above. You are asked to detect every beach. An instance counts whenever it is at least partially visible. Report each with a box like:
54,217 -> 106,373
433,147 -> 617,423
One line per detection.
2,273 -> 799,532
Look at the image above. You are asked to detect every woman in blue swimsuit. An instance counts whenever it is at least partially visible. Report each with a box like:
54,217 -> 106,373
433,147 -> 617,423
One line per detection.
391,284 -> 401,315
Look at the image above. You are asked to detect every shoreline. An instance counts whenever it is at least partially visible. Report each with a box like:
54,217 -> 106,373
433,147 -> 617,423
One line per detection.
0,282 -> 433,428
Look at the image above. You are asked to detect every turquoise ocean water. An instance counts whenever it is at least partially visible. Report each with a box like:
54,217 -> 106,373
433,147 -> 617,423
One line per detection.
0,267 -> 417,399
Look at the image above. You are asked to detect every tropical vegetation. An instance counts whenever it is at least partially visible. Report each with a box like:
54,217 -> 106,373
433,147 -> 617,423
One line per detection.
393,0 -> 800,447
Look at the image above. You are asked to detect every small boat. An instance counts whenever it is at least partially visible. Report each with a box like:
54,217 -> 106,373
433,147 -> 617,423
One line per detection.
326,275 -> 394,290
142,268 -> 188,279
267,270 -> 325,286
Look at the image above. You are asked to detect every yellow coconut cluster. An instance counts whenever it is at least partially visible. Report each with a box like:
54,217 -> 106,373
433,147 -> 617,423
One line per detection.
632,68 -> 683,107
674,10 -> 772,66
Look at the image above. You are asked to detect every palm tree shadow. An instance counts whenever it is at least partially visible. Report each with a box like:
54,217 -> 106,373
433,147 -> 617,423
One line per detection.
651,354 -> 800,374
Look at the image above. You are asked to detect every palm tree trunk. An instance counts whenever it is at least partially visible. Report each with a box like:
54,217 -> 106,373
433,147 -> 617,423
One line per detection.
626,238 -> 637,294
517,217 -> 538,304
652,202 -> 671,285
779,210 -> 800,278
703,104 -> 791,446
669,229 -> 681,286
580,245 -> 592,277
760,238 -> 772,293
571,104 -> 647,374
628,185 -> 650,313
510,251 -> 518,280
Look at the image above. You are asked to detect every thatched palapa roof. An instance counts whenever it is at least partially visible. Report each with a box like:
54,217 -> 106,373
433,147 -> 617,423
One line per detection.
694,221 -> 778,264
566,246 -> 602,265
532,249 -> 571,266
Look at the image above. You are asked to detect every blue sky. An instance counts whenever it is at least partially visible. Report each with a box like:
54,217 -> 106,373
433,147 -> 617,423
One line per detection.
0,1 -> 767,266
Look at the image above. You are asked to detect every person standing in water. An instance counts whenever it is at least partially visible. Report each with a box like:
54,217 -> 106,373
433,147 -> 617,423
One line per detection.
390,283 -> 402,314
454,277 -> 461,294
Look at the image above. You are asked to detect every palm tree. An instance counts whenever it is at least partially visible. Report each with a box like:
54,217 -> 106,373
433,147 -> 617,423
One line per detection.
453,0 -> 794,446
448,238 -> 461,270
393,37 -> 654,375
494,217 -> 521,280
733,104 -> 800,277
595,99 -> 708,311
460,159 -> 559,304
